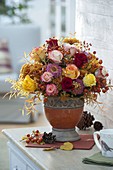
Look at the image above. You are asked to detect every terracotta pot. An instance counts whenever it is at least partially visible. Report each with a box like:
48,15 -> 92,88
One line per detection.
44,97 -> 84,141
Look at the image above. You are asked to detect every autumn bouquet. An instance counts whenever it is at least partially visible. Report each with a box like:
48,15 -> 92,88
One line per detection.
7,35 -> 110,113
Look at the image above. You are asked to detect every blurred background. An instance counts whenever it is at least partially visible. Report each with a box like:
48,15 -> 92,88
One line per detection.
0,0 -> 76,124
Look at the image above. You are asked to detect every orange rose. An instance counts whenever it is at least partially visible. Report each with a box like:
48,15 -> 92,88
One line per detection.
63,64 -> 80,79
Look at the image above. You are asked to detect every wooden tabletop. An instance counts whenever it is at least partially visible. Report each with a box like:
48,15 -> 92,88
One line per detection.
2,126 -> 113,170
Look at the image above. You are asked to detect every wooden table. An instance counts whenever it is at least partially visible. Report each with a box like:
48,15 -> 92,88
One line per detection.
2,126 -> 113,170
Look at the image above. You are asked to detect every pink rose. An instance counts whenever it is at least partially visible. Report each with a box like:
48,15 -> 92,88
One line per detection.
41,72 -> 53,82
70,45 -> 77,56
63,43 -> 71,51
63,43 -> 78,56
46,84 -> 58,96
48,50 -> 63,63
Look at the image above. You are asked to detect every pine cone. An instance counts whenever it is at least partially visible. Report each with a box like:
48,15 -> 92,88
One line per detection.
42,132 -> 56,144
93,121 -> 103,131
77,111 -> 95,130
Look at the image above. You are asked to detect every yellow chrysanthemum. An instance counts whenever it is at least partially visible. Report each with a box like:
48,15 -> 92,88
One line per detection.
22,75 -> 36,92
63,37 -> 79,44
83,74 -> 96,87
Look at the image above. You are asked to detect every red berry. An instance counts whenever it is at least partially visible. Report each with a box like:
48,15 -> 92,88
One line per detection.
34,138 -> 37,142
102,89 -> 106,93
105,86 -> 109,90
27,134 -> 30,137
29,136 -> 33,141
99,60 -> 102,64
31,139 -> 35,143
35,133 -> 39,136
44,97 -> 48,102
36,130 -> 39,133
36,140 -> 40,144
93,51 -> 96,54
38,137 -> 43,143
26,139 -> 30,144
35,137 -> 39,140
84,89 -> 88,93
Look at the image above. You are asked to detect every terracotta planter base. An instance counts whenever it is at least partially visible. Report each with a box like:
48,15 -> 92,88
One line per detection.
52,128 -> 80,142
44,97 -> 84,142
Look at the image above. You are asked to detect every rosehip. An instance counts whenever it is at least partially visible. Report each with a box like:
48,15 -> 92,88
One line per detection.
29,136 -> 33,140
26,139 -> 30,144
99,60 -> 102,64
93,51 -> 96,54
105,86 -> 109,90
27,134 -> 30,137
102,89 -> 106,93
36,130 -> 39,133
35,133 -> 39,136
31,139 -> 35,143
36,140 -> 40,144
33,138 -> 37,142
39,137 -> 43,143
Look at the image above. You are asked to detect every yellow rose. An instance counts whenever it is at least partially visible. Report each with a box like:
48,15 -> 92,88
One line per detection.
83,74 -> 96,87
63,64 -> 80,79
22,75 -> 36,92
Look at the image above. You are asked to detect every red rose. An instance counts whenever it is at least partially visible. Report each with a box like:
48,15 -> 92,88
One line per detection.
46,38 -> 59,51
61,77 -> 73,92
74,52 -> 88,68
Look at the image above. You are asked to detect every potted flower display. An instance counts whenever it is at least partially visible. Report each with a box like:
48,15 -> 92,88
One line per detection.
7,35 -> 110,141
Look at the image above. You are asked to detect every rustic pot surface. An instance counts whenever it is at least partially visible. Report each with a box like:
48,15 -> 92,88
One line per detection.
44,97 -> 84,129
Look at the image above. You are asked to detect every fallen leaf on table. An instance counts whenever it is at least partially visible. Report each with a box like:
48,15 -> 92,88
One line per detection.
20,136 -> 28,142
60,142 -> 73,151
43,147 -> 56,151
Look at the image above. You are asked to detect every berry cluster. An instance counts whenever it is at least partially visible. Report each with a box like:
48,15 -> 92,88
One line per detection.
42,132 -> 56,144
24,130 -> 43,144
21,130 -> 56,144
92,78 -> 109,94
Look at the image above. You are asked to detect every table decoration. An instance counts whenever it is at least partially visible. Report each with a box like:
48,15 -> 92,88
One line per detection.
26,134 -> 94,150
21,130 -> 94,150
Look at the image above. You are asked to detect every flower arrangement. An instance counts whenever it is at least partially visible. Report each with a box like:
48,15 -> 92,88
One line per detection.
7,34 -> 110,113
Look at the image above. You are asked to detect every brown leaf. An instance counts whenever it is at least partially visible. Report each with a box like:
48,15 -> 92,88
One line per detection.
43,147 -> 56,151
